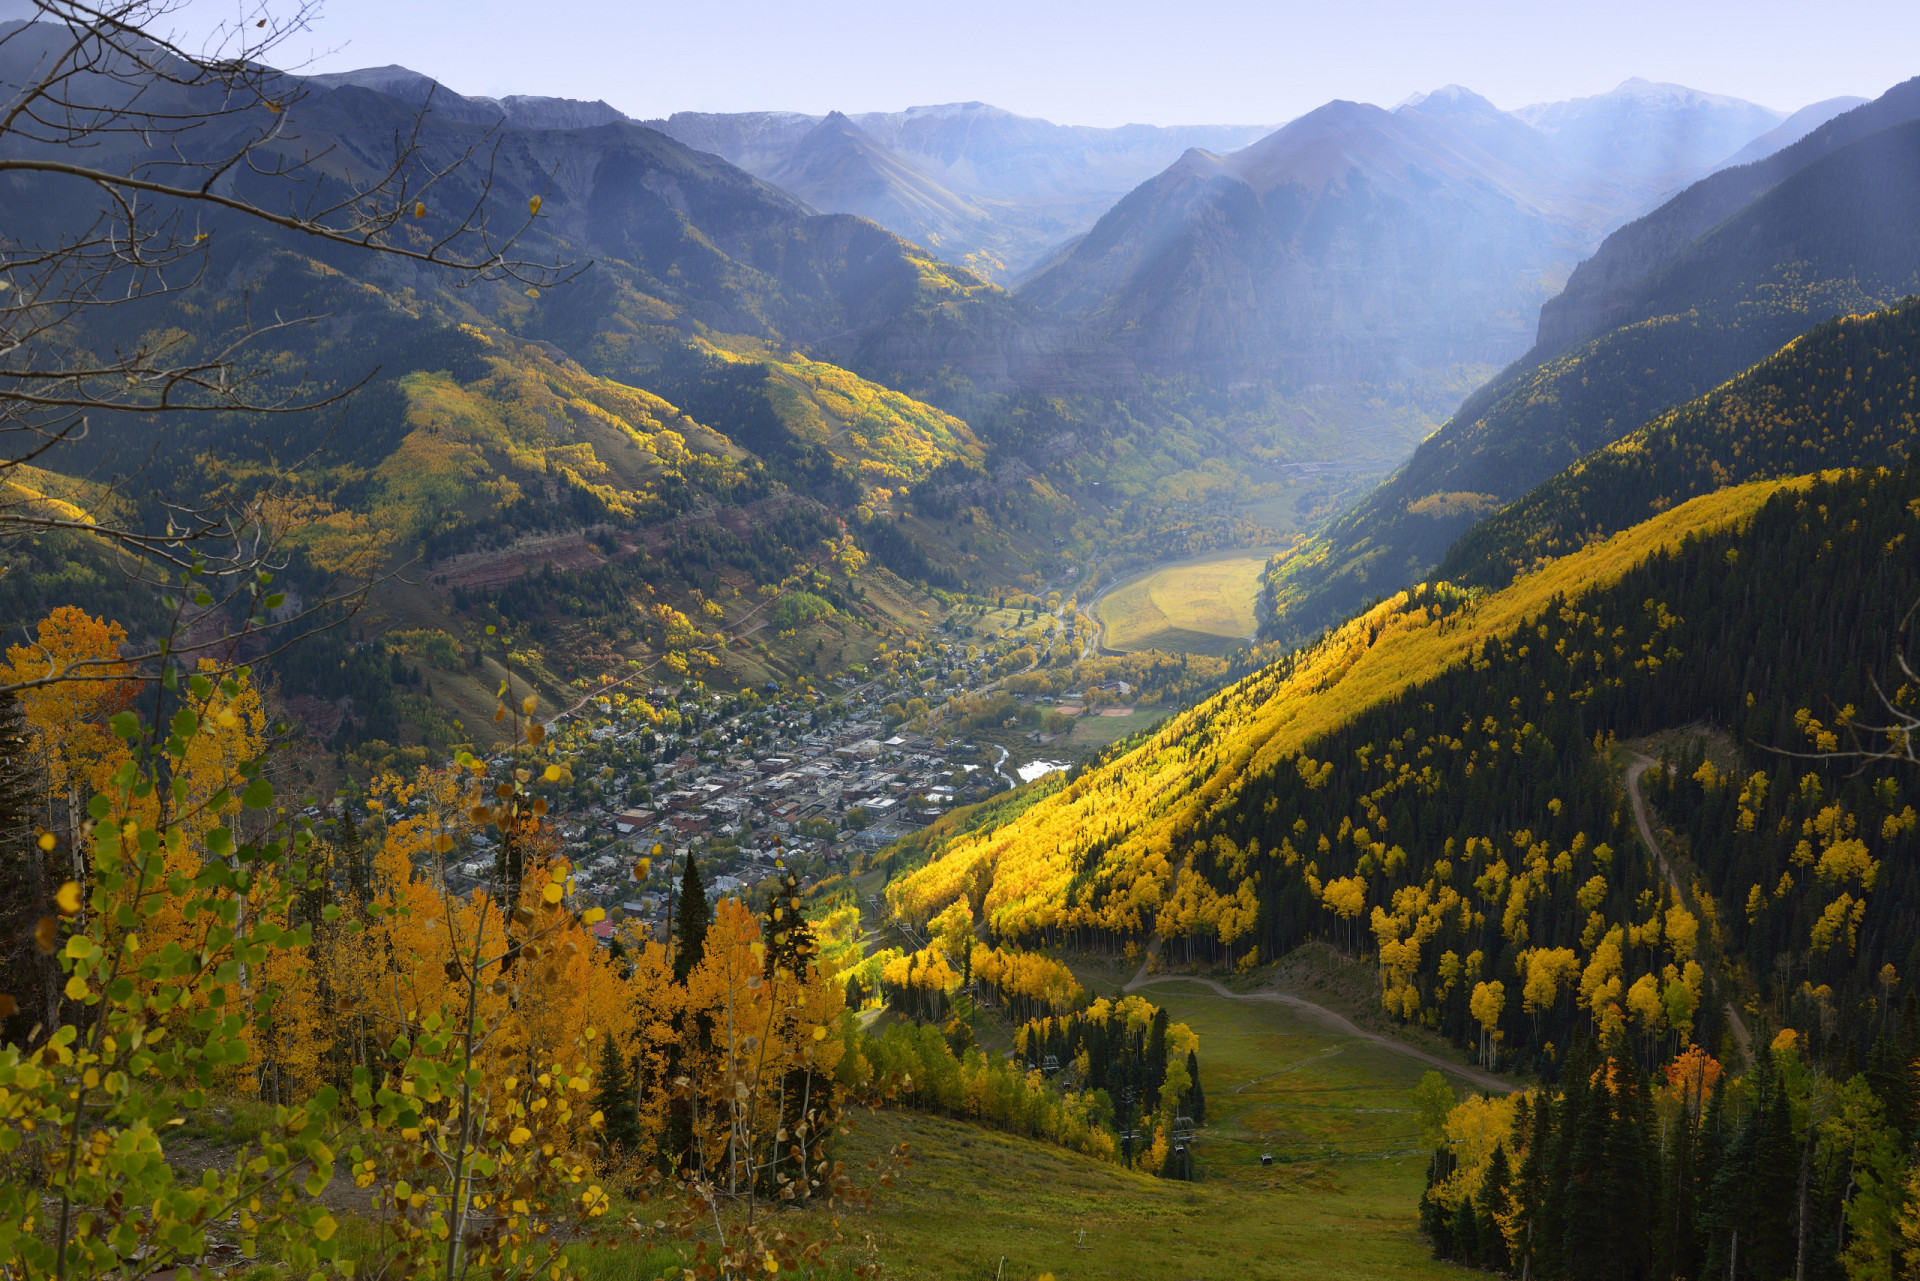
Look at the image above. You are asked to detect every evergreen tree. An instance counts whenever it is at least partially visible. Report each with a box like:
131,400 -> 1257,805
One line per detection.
1514,1090 -> 1553,1280
1479,1143 -> 1515,1273
1422,1157 -> 1454,1260
1599,1048 -> 1655,1278
1450,1189 -> 1480,1265
1687,1074 -> 1728,1278
336,784 -> 371,909
673,851 -> 709,983
1144,1007 -> 1169,1109
1185,1048 -> 1206,1125
591,1033 -> 640,1153
1561,1054 -> 1614,1280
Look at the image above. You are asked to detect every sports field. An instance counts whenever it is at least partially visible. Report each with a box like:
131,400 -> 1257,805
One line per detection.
1094,551 -> 1270,655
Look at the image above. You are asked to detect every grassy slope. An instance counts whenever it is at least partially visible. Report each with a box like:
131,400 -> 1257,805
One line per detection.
805,966 -> 1468,1281
888,476 -> 1809,935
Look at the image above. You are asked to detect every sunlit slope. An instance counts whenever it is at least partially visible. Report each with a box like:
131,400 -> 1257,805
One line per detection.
365,331 -> 754,544
709,344 -> 986,486
1441,298 -> 1920,588
889,477 -> 1803,937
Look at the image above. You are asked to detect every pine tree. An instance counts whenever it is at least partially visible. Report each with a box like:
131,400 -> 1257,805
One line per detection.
1144,1007 -> 1169,1109
1450,1189 -> 1480,1264
1185,1048 -> 1205,1124
673,851 -> 709,983
1514,1090 -> 1553,1280
1600,1047 -> 1655,1278
1479,1143 -> 1515,1272
1561,1055 -> 1614,1280
336,783 -> 371,909
592,1033 -> 640,1153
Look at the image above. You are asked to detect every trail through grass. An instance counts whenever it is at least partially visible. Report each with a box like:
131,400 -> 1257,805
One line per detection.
801,964 -> 1485,1280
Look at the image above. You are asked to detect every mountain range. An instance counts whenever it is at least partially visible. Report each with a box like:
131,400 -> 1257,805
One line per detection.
1262,74 -> 1920,640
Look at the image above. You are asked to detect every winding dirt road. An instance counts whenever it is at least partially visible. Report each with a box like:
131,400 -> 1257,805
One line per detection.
1625,752 -> 1754,1061
1123,941 -> 1518,1095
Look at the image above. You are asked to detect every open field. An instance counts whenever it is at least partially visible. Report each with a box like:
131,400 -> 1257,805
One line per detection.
1066,705 -> 1171,750
1094,551 -> 1273,655
793,966 -> 1481,1281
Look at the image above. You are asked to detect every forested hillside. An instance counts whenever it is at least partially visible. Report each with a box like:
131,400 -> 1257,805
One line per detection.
894,468 -> 1920,1078
1443,299 -> 1920,587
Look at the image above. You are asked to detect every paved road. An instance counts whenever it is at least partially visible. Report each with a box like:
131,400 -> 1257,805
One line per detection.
1625,752 -> 1754,1062
1122,939 -> 1518,1095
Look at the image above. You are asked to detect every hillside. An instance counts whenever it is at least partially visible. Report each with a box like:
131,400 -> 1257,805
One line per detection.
763,113 -> 1014,277
1442,299 -> 1920,587
890,467 -> 1920,1073
1262,90 -> 1920,641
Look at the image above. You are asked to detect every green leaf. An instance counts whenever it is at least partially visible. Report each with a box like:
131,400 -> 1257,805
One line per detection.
88,793 -> 112,820
110,711 -> 141,739
240,779 -> 274,810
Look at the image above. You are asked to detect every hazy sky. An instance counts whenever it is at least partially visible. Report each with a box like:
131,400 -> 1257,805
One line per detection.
62,0 -> 1920,125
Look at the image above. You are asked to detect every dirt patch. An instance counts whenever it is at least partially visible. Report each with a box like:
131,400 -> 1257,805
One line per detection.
1624,723 -> 1743,776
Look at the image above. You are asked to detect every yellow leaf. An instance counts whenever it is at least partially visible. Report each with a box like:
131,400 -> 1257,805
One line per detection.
522,696 -> 538,715
581,907 -> 605,924
64,974 -> 88,999
314,1214 -> 338,1241
529,195 -> 543,216
413,202 -> 426,219
64,935 -> 92,959
542,883 -> 564,905
38,833 -> 55,853
509,1126 -> 531,1145
812,1025 -> 827,1041
55,881 -> 81,914
543,765 -> 563,783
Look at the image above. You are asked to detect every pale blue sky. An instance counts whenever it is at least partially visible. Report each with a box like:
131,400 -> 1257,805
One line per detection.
67,0 -> 1920,126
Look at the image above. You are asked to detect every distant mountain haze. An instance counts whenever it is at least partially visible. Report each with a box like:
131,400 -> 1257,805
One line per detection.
648,103 -> 1273,279
305,64 -> 630,131
1538,76 -> 1920,350
1261,73 -> 1920,643
1012,80 -> 1791,389
1513,77 -> 1784,194
1712,94 -> 1870,170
